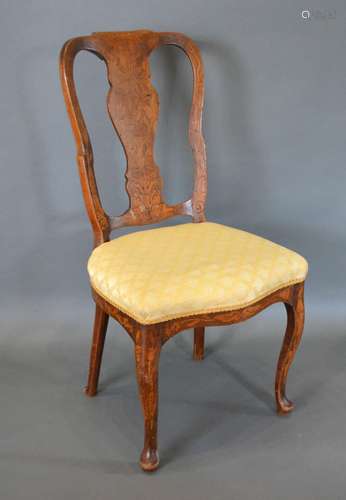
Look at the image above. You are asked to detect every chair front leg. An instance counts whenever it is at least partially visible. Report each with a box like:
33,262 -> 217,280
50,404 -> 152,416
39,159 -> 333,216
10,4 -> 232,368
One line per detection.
85,304 -> 109,397
134,324 -> 161,471
275,282 -> 305,414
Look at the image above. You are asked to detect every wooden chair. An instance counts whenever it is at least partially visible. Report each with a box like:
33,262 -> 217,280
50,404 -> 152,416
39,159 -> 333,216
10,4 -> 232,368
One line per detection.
60,30 -> 308,471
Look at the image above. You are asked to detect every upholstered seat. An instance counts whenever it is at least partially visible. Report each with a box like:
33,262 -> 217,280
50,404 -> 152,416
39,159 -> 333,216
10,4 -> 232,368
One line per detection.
88,222 -> 308,325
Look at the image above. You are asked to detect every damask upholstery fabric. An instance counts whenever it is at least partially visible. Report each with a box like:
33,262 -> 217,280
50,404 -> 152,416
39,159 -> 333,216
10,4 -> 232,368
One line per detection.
87,222 -> 308,324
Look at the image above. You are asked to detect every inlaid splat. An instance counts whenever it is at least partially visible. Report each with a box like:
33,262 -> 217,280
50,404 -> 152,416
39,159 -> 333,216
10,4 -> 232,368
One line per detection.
104,32 -> 163,216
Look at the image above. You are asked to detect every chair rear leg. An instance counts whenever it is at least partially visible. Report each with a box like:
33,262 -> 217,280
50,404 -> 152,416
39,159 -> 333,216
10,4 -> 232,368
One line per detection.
275,283 -> 305,414
193,327 -> 205,360
85,304 -> 109,397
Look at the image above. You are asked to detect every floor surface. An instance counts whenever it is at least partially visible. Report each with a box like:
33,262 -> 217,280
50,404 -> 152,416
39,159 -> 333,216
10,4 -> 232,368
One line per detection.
1,301 -> 346,500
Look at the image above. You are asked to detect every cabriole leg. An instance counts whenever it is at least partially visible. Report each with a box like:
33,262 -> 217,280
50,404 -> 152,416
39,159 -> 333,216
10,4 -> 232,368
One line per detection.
275,283 -> 305,414
135,325 -> 161,471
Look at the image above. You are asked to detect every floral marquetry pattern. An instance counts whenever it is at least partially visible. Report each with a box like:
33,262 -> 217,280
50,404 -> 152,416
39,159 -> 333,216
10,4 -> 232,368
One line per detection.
104,32 -> 163,215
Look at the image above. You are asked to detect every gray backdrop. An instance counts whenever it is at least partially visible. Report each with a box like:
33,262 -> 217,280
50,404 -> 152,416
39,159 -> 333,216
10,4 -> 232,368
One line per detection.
1,1 -> 346,499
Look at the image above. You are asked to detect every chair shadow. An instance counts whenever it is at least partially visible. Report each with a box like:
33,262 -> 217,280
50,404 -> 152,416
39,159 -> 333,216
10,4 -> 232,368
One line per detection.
0,450 -> 140,476
174,329 -> 274,412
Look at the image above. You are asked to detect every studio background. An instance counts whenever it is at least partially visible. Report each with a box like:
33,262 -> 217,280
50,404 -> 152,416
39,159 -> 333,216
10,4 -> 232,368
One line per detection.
1,1 -> 346,499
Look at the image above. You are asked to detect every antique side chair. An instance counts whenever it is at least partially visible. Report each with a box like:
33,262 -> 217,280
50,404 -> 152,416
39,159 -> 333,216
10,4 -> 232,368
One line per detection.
60,30 -> 308,471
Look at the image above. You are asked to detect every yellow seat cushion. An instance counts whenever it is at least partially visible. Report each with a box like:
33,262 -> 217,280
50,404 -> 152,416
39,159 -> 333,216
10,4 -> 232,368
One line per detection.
87,222 -> 308,325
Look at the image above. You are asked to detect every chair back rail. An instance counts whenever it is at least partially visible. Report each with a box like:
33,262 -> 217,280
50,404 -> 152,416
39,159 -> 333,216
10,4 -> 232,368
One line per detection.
59,30 -> 207,246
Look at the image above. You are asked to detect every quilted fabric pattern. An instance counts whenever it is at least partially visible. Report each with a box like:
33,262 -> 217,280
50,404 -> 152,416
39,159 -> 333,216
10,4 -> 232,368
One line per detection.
87,222 -> 308,324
